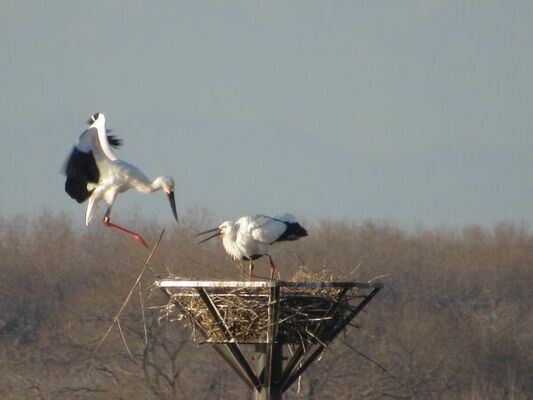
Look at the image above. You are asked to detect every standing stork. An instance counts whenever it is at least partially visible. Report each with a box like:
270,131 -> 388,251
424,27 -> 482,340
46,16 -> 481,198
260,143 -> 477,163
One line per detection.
197,214 -> 308,280
62,112 -> 178,247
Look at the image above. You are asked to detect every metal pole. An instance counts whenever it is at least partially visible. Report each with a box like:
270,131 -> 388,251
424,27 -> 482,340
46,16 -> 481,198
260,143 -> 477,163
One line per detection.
254,345 -> 267,400
270,341 -> 283,400
255,284 -> 283,400
254,342 -> 283,400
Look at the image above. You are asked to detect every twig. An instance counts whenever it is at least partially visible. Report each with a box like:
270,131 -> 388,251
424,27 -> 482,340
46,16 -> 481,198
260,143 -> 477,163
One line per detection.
347,261 -> 364,277
139,282 -> 148,345
93,229 -> 165,357
116,320 -> 134,360
339,338 -> 408,390
367,274 -> 389,283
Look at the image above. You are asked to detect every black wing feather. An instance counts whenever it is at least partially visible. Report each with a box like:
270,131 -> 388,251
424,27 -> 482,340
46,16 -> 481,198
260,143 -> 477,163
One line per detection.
65,176 -> 93,203
62,128 -> 122,203
276,222 -> 308,242
63,148 -> 99,203
106,133 -> 122,148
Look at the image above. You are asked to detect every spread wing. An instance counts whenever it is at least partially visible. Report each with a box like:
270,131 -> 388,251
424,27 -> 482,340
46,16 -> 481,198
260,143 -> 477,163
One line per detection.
62,128 -> 123,203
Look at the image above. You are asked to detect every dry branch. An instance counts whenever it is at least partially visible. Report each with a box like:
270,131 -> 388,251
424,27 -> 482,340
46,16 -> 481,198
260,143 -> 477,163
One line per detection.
93,230 -> 165,357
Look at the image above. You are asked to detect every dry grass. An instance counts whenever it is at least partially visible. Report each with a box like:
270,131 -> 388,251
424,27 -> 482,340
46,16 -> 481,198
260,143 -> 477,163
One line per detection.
0,211 -> 532,399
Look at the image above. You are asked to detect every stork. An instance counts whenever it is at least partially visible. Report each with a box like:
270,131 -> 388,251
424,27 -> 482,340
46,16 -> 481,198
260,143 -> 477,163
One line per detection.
62,112 -> 178,247
197,214 -> 307,280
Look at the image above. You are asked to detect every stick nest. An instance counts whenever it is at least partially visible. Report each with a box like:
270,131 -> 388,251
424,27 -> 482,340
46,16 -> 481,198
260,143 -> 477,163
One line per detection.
159,267 -> 365,344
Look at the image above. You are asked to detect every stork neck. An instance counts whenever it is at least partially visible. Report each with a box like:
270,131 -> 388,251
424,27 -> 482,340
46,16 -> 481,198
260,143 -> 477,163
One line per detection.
222,236 -> 240,260
125,176 -> 162,195
222,224 -> 240,260
97,127 -> 117,161
90,120 -> 117,161
148,177 -> 165,193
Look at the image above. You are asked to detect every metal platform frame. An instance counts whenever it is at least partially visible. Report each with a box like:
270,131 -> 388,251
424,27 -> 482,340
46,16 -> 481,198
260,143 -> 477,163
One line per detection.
157,280 -> 383,400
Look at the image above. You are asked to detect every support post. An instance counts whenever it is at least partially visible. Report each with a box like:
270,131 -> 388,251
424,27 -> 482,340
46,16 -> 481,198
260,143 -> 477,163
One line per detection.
255,285 -> 282,399
254,342 -> 283,400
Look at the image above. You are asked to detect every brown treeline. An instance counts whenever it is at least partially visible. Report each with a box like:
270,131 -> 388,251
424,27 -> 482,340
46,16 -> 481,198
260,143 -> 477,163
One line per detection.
0,211 -> 532,399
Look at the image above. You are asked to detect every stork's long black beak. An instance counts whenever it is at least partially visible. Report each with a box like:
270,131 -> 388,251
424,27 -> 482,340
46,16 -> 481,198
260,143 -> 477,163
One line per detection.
196,227 -> 221,244
167,191 -> 178,222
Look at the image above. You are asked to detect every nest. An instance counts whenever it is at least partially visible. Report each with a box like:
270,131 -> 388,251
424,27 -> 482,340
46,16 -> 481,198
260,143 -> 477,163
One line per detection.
159,267 -> 371,345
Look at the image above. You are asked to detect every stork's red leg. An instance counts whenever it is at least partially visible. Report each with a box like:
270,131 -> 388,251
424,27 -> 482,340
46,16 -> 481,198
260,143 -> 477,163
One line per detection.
267,255 -> 277,281
248,260 -> 254,282
103,216 -> 148,248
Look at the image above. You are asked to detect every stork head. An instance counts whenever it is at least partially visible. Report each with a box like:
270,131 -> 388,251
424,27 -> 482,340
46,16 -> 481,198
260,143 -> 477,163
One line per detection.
157,176 -> 175,193
156,176 -> 178,222
218,221 -> 235,235
87,112 -> 106,129
196,220 -> 235,243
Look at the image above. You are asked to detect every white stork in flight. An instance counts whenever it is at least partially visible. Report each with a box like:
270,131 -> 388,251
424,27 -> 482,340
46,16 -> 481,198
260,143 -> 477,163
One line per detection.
62,112 -> 178,247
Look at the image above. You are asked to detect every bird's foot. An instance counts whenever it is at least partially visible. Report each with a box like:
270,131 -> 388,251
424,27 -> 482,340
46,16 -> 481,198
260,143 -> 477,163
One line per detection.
131,233 -> 149,248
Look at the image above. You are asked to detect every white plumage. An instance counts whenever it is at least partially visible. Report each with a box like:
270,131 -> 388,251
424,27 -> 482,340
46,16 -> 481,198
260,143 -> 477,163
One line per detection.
197,214 -> 308,279
62,113 -> 178,247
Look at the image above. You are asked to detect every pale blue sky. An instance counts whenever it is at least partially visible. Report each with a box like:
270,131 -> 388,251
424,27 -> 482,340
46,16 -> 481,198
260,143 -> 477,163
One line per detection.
1,1 -> 532,226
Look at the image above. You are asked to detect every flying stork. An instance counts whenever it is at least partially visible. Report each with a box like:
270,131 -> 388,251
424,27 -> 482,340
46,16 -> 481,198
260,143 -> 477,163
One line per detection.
62,112 -> 178,247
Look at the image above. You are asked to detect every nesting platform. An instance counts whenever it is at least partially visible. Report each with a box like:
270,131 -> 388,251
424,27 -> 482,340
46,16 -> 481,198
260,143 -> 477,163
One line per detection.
157,279 -> 382,400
